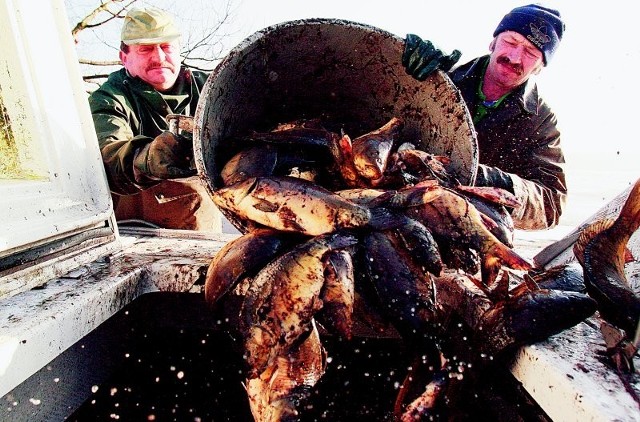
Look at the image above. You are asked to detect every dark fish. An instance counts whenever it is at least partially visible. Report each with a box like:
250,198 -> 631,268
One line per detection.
246,321 -> 326,422
220,144 -> 324,186
363,231 -> 438,341
203,228 -> 300,306
242,232 -> 357,376
527,262 -> 586,293
385,217 -> 444,277
351,117 -> 404,181
579,177 -> 640,341
212,176 -> 373,236
318,249 -> 355,339
432,272 -> 597,358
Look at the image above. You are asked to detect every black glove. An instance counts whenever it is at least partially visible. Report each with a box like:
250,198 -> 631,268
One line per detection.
402,34 -> 462,81
134,131 -> 196,180
474,164 -> 514,192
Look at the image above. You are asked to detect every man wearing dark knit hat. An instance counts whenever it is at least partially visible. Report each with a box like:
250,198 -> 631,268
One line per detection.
402,4 -> 567,232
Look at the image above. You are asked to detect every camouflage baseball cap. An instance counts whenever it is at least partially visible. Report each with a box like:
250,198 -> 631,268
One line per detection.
121,6 -> 181,45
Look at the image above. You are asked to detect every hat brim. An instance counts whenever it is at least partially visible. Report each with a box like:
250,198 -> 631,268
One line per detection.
122,34 -> 180,46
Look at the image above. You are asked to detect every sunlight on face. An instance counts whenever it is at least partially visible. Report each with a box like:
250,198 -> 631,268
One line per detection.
120,41 -> 182,91
487,31 -> 544,91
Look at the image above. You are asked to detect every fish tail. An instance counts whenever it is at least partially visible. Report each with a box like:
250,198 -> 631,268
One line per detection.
611,177 -> 640,239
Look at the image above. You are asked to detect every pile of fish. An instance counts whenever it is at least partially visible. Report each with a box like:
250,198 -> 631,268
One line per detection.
202,116 -> 621,421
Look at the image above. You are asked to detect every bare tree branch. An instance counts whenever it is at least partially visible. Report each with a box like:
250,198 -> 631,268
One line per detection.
71,0 -> 137,44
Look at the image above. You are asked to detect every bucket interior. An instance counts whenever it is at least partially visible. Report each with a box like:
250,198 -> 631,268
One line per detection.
193,18 -> 478,193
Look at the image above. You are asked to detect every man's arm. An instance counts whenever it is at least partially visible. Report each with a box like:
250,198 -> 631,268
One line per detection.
89,88 -> 195,196
475,111 -> 567,230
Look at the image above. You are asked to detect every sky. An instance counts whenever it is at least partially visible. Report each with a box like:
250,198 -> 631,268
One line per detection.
66,0 -> 640,231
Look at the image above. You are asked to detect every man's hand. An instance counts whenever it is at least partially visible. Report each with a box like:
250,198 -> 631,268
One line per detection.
474,164 -> 514,192
402,34 -> 461,81
134,131 -> 196,180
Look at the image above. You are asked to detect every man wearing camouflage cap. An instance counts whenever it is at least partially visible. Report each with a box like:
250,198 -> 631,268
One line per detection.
89,6 -> 221,231
402,4 -> 567,232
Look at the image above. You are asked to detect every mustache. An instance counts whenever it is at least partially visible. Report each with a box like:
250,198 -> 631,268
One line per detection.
146,62 -> 175,72
496,56 -> 523,75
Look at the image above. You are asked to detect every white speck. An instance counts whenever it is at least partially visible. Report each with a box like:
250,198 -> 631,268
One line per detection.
29,398 -> 41,405
53,378 -> 60,383
177,371 -> 185,379
91,385 -> 99,393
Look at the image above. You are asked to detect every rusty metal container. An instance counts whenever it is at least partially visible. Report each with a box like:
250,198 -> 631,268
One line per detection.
193,18 -> 478,193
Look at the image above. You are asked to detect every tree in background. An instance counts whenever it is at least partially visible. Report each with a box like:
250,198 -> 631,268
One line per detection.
66,0 -> 238,90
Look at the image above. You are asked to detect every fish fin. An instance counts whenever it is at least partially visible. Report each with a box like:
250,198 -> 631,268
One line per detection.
483,241 -> 533,282
573,219 -> 614,264
366,208 -> 411,231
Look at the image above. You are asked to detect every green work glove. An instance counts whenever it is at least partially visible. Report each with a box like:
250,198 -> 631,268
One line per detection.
474,164 -> 514,192
134,131 -> 196,180
402,34 -> 462,81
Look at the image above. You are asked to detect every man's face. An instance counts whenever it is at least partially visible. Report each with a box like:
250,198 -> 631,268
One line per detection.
487,31 -> 544,90
120,40 -> 182,91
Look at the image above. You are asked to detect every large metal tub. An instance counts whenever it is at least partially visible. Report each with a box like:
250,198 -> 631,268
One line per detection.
193,18 -> 478,194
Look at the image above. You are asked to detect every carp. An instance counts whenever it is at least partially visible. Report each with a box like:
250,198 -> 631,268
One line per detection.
432,272 -> 597,358
351,117 -> 404,181
242,232 -> 357,377
577,177 -> 640,366
405,187 -> 533,288
362,231 -> 438,341
318,249 -> 355,339
204,228 -> 301,306
220,144 -> 324,186
211,176 -> 373,236
246,321 -> 326,422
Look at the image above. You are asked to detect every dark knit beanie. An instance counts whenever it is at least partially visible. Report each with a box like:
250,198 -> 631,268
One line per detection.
493,4 -> 565,65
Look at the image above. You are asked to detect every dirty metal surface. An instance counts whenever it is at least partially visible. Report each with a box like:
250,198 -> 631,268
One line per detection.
511,182 -> 640,421
194,18 -> 478,195
0,233 -> 232,398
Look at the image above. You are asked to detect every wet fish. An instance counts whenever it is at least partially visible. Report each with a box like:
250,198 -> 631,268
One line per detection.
527,262 -> 586,293
579,177 -> 640,343
351,117 -> 403,181
388,147 -> 454,187
211,176 -> 373,236
405,187 -> 532,287
204,228 -> 301,306
318,249 -> 355,339
242,232 -> 357,376
463,194 -> 515,248
220,144 -> 323,186
432,272 -> 597,358
246,321 -> 326,422
363,231 -> 438,341
385,217 -> 444,277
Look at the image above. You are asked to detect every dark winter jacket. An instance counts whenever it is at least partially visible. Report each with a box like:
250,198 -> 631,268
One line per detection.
89,67 -> 221,231
449,55 -> 567,230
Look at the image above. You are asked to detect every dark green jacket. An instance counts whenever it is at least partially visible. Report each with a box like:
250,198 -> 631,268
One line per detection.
89,67 -> 208,195
450,56 -> 567,230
